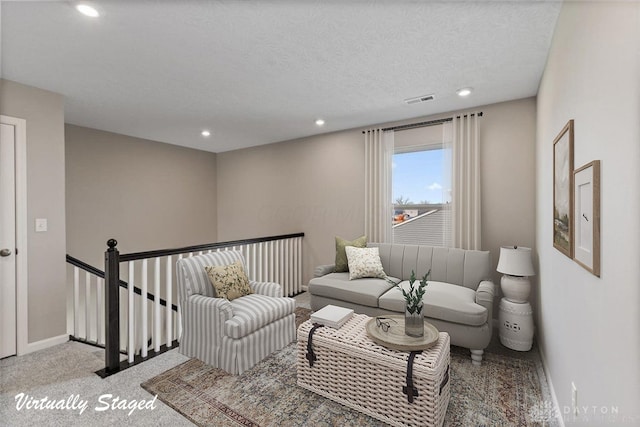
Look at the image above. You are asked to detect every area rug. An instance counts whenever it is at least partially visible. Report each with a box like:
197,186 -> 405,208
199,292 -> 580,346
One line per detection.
142,308 -> 545,426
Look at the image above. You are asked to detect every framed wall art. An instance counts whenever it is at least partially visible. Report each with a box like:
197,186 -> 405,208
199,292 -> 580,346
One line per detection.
573,160 -> 600,276
553,120 -> 574,258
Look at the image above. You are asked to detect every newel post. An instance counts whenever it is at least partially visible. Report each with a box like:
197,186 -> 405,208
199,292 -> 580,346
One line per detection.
105,239 -> 120,374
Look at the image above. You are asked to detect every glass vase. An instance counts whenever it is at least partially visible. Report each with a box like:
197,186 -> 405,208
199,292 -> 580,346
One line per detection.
404,301 -> 424,338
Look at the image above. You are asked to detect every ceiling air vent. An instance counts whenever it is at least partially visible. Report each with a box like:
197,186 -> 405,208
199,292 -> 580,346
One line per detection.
404,94 -> 435,105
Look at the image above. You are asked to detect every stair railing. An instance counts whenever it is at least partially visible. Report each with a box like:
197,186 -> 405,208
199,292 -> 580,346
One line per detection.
95,232 -> 304,376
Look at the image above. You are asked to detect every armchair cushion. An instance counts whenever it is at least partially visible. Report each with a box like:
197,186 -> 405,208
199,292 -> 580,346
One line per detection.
205,261 -> 253,301
225,294 -> 296,339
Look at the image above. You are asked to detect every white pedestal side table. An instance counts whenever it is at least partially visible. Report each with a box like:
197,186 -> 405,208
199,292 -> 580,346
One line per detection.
499,298 -> 534,351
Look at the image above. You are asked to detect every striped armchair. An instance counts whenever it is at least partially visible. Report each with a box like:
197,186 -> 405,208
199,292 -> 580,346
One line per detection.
176,250 -> 296,374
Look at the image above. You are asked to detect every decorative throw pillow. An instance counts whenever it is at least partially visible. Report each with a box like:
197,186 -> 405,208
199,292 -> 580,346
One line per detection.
204,261 -> 253,301
345,246 -> 387,280
334,235 -> 367,272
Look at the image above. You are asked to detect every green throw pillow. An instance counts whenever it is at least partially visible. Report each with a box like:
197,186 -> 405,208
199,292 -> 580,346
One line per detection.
334,235 -> 367,272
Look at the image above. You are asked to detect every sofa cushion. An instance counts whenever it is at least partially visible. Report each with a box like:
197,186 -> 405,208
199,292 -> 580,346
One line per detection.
378,281 -> 487,326
225,294 -> 296,339
334,235 -> 367,272
308,272 -> 398,308
345,246 -> 387,280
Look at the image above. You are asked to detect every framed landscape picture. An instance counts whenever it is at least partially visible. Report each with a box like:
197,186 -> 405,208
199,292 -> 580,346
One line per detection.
553,120 -> 574,258
573,160 -> 601,276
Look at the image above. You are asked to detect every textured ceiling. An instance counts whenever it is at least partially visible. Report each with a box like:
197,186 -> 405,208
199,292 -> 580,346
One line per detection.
1,1 -> 561,153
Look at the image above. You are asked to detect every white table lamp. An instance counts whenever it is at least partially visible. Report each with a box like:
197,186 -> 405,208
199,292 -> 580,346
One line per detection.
497,246 -> 535,303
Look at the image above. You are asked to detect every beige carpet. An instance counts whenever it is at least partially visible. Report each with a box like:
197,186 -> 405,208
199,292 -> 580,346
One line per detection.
142,308 -> 546,426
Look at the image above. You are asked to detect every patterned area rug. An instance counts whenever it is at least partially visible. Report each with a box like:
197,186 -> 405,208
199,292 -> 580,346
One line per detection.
142,308 -> 545,426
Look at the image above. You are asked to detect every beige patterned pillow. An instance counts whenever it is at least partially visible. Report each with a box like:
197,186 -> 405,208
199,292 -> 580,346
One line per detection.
345,246 -> 387,280
205,261 -> 253,301
334,235 -> 367,272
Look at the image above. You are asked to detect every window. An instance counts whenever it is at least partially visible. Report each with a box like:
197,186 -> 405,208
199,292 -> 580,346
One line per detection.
392,145 -> 451,246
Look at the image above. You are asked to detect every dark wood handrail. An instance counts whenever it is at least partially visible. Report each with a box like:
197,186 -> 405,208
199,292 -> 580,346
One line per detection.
119,232 -> 305,262
66,254 -> 178,312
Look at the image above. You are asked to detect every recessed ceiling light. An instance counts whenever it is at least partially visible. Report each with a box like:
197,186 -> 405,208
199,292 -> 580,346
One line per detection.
315,119 -> 325,126
456,87 -> 473,97
201,130 -> 211,137
75,4 -> 100,18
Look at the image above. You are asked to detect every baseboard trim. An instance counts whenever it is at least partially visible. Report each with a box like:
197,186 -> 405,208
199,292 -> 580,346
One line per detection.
538,344 -> 565,427
22,334 -> 69,355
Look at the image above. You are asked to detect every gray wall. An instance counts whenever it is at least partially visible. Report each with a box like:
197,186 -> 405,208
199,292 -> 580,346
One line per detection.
216,97 -> 537,295
536,2 -> 640,423
65,125 -> 218,269
0,79 -> 67,343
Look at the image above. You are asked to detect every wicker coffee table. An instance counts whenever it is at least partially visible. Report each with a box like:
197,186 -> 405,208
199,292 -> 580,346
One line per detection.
297,314 -> 450,427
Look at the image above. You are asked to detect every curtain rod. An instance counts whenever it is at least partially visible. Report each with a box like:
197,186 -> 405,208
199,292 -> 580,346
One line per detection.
361,111 -> 483,134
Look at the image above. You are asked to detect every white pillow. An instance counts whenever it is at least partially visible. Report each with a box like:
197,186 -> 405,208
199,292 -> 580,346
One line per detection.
345,246 -> 387,280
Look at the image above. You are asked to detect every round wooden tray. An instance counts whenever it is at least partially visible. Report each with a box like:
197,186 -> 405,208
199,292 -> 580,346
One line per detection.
365,315 -> 439,351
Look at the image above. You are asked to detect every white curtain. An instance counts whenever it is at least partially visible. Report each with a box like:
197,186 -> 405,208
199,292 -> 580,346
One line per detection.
445,113 -> 482,250
364,129 -> 394,243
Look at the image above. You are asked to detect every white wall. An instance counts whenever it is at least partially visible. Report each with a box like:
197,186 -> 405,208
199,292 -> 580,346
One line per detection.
536,2 -> 640,425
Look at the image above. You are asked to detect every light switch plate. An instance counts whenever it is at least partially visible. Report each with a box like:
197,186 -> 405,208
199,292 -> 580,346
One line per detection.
35,218 -> 48,232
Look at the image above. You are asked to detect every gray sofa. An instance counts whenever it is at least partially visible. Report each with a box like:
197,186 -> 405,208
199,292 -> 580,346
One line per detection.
309,243 -> 495,365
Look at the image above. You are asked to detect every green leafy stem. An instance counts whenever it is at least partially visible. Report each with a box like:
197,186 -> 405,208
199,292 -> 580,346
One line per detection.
387,269 -> 430,315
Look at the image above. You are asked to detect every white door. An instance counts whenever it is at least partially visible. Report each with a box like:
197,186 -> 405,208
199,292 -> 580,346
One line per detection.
0,122 -> 17,358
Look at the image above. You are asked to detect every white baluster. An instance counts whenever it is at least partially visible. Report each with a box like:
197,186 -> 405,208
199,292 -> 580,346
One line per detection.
73,267 -> 80,337
141,259 -> 148,358
154,257 -> 161,352
165,256 -> 172,348
276,240 -> 289,296
97,277 -> 104,345
251,243 -> 258,280
295,238 -> 298,292
257,243 -> 263,282
177,254 -> 183,339
128,262 -> 135,363
284,239 -> 293,296
276,240 -> 282,293
291,238 -> 296,294
297,237 -> 302,294
269,241 -> 275,282
84,272 -> 91,340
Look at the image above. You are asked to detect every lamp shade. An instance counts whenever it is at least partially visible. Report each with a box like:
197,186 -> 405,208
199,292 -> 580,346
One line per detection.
497,246 -> 535,276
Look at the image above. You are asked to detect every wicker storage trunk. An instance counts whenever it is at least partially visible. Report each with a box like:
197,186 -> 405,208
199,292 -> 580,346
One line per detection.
297,314 -> 450,427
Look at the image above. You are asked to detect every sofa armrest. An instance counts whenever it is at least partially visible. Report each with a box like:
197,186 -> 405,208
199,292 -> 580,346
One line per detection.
250,280 -> 283,297
475,280 -> 495,320
183,294 -> 234,341
314,264 -> 335,278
